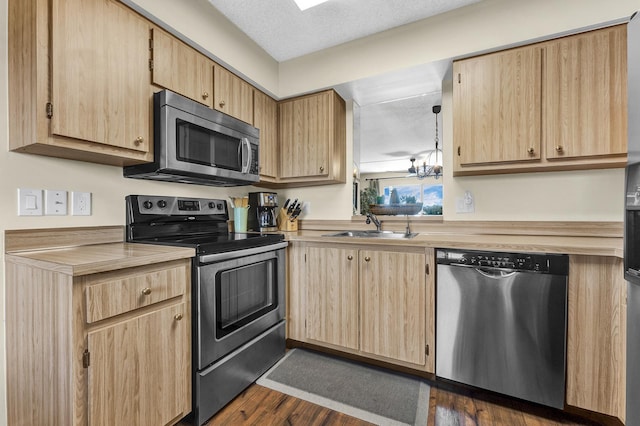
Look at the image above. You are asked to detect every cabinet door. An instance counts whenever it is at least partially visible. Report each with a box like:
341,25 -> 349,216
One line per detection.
566,255 -> 626,420
87,303 -> 190,426
51,0 -> 150,152
305,246 -> 359,350
254,90 -> 278,180
279,92 -> 331,179
544,25 -> 627,160
453,45 -> 542,166
151,28 -> 213,108
360,250 -> 426,365
214,65 -> 254,124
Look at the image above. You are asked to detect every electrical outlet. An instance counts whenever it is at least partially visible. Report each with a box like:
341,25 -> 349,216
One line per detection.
18,188 -> 43,216
456,190 -> 475,214
72,192 -> 92,216
45,190 -> 68,215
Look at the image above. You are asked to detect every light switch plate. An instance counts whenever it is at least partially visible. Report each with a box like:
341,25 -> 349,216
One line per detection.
45,190 -> 68,215
18,188 -> 43,216
72,192 -> 91,216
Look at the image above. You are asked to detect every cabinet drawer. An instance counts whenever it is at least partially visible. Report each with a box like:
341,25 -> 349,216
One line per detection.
85,262 -> 188,323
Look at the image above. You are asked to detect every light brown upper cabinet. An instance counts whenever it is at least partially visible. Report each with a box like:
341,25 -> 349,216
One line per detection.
453,45 -> 543,167
544,25 -> 627,161
453,24 -> 627,176
214,65 -> 254,124
278,90 -> 346,186
254,90 -> 279,181
150,28 -> 214,108
9,0 -> 152,166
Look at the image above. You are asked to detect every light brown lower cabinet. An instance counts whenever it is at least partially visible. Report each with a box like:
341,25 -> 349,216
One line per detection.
6,257 -> 192,426
566,255 -> 626,422
287,242 -> 435,372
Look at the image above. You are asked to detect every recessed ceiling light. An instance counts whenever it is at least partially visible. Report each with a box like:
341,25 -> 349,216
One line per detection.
293,0 -> 329,11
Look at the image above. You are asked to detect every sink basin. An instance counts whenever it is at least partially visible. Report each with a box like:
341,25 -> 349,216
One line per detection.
323,230 -> 418,239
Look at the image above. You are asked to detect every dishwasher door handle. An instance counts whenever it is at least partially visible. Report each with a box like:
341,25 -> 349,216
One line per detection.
446,263 -> 518,278
474,267 -> 517,279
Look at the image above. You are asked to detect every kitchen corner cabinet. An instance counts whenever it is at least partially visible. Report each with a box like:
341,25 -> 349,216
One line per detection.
453,24 -> 627,176
214,65 -> 254,124
289,242 -> 435,372
151,27 -> 214,108
254,90 -> 279,181
278,90 -> 347,186
8,0 -> 152,166
544,25 -> 627,161
5,254 -> 192,426
566,255 -> 626,422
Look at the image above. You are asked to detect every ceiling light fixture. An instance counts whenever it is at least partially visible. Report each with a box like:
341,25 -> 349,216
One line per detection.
408,105 -> 443,180
293,0 -> 329,11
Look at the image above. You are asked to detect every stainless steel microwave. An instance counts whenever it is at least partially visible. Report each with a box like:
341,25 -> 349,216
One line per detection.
124,90 -> 259,186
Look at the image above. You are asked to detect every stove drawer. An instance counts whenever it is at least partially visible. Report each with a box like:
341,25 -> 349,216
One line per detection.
84,259 -> 189,323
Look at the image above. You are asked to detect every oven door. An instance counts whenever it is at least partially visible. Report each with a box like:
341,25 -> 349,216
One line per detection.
195,242 -> 287,370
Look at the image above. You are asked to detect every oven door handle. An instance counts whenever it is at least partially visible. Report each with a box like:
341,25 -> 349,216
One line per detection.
198,241 -> 288,264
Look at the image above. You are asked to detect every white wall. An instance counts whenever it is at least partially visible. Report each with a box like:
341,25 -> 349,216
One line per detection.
0,0 -> 635,424
278,0 -> 635,221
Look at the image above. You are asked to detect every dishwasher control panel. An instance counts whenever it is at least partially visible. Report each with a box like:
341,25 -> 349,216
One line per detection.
436,249 -> 569,274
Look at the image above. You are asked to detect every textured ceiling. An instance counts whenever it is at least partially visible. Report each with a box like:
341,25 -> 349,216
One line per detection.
207,0 -> 482,62
205,0 -> 474,173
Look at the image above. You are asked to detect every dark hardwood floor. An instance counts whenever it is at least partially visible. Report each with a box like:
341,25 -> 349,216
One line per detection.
196,382 -> 605,426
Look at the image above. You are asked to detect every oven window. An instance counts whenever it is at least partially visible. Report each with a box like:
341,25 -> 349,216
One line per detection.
176,119 -> 242,171
215,258 -> 277,338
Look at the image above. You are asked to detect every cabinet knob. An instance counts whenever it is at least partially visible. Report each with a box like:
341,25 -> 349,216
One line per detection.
347,255 -> 353,261
527,147 -> 535,154
219,100 -> 226,108
364,256 -> 371,262
319,165 -> 325,172
134,136 -> 144,146
202,91 -> 209,99
141,287 -> 152,296
556,146 -> 564,153
174,313 -> 183,321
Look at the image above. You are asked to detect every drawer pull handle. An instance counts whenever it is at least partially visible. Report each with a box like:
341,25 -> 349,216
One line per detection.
202,91 -> 209,99
364,256 -> 371,262
134,136 -> 144,146
320,165 -> 325,172
527,147 -> 534,154
556,146 -> 564,153
219,100 -> 226,108
174,313 -> 183,321
141,287 -> 152,296
347,255 -> 353,261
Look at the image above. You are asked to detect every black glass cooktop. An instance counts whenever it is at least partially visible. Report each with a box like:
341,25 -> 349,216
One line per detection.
133,232 -> 284,255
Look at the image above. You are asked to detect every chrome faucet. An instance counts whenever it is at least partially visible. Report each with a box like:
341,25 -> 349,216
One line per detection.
366,212 -> 382,231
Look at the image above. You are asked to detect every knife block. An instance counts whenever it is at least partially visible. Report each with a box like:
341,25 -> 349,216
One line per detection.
277,208 -> 298,232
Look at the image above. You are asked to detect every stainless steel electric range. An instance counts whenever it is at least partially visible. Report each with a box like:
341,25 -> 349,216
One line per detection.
126,195 -> 287,426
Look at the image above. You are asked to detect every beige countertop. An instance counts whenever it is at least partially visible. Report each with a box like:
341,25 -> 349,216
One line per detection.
5,242 -> 195,276
282,230 -> 623,258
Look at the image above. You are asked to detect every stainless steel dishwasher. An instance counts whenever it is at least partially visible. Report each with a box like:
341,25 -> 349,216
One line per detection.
436,249 -> 568,409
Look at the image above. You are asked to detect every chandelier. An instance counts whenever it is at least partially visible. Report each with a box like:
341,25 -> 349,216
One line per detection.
407,105 -> 443,179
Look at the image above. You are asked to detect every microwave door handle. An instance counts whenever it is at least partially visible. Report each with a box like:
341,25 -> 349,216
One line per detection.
240,138 -> 252,174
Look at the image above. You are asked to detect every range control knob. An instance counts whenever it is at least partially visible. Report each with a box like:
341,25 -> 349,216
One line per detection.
157,200 -> 167,208
142,200 -> 153,209
216,203 -> 224,210
208,202 -> 216,209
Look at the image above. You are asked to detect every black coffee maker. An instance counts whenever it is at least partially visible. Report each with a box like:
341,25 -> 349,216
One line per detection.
247,192 -> 278,232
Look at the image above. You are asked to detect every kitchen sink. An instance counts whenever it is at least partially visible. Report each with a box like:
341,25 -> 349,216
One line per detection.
323,230 -> 418,239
